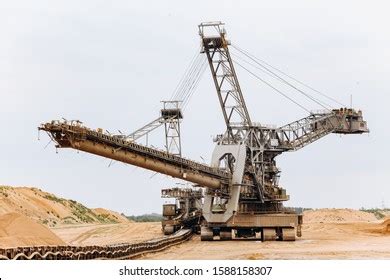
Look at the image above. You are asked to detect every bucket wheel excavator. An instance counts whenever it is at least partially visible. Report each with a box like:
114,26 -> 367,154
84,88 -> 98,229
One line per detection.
39,22 -> 368,241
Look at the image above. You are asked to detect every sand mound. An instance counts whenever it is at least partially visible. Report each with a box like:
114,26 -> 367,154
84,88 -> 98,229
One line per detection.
0,212 -> 66,248
0,186 -> 128,227
92,208 -> 130,223
381,219 -> 390,234
358,218 -> 390,235
304,208 -> 377,223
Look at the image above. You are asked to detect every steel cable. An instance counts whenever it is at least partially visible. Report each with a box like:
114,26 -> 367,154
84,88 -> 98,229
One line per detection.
232,59 -> 311,113
231,52 -> 333,109
231,44 -> 346,107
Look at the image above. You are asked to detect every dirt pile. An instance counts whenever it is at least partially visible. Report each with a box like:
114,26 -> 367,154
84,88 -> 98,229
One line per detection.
380,219 -> 390,234
379,210 -> 390,219
0,212 -> 65,248
92,208 -> 130,223
303,208 -> 377,223
0,186 -> 129,227
355,218 -> 390,235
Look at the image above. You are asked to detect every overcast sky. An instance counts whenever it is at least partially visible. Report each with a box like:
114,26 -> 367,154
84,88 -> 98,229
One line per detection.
1,0 -> 389,215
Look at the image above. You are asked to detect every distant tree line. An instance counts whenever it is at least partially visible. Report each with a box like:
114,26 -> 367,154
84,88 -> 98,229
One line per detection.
288,207 -> 313,214
125,213 -> 162,222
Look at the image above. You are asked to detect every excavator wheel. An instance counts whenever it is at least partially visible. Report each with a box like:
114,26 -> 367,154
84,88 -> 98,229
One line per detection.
281,228 -> 296,241
163,225 -> 175,235
220,229 -> 232,241
262,228 -> 277,241
200,226 -> 214,241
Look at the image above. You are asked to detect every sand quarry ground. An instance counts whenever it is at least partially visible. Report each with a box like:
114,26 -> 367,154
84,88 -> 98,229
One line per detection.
140,218 -> 390,260
1,187 -> 390,259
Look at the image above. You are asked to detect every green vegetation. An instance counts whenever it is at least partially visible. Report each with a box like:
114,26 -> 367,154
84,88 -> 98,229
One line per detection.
41,193 -> 119,224
62,216 -> 77,224
95,213 -> 119,223
44,194 -> 66,205
288,207 -> 313,214
360,207 -> 389,219
0,186 -> 10,197
66,200 -> 119,224
68,200 -> 96,223
126,213 -> 162,222
0,186 -> 124,226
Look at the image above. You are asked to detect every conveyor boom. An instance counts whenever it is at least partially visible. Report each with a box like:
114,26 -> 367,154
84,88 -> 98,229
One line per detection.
39,120 -> 231,189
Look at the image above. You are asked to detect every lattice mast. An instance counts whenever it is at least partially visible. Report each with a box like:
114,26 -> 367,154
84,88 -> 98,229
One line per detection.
199,22 -> 252,142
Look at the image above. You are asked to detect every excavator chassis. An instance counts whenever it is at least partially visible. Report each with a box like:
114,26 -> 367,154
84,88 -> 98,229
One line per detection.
200,213 -> 302,241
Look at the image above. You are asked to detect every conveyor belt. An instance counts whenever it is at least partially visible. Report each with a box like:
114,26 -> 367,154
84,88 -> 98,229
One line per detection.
0,229 -> 192,260
39,121 -> 231,189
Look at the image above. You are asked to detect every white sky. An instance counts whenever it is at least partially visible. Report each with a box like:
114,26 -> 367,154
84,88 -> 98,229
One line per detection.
1,0 -> 389,214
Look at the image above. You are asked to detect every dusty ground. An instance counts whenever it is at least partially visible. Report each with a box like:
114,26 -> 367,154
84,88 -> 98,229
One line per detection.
52,222 -> 163,246
0,212 -> 162,248
49,214 -> 390,260
3,217 -> 389,259
139,221 -> 390,260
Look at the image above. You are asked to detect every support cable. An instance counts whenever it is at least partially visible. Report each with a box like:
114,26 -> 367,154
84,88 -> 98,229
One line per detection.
172,52 -> 204,102
231,47 -> 330,110
168,49 -> 207,111
231,44 -> 346,107
183,58 -> 207,110
170,46 -> 202,101
231,52 -> 333,109
179,55 -> 205,104
233,59 -> 311,113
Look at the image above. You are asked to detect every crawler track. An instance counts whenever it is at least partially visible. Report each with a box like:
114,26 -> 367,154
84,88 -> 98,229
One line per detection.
0,229 -> 192,260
